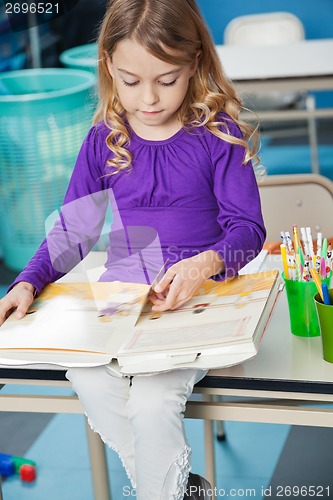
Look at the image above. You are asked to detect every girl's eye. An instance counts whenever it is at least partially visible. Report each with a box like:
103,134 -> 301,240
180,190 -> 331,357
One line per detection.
161,80 -> 177,87
122,80 -> 139,87
122,79 -> 177,87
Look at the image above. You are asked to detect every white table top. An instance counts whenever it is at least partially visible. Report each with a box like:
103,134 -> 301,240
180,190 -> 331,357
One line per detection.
204,255 -> 333,391
216,38 -> 333,81
207,291 -> 333,387
1,253 -> 333,392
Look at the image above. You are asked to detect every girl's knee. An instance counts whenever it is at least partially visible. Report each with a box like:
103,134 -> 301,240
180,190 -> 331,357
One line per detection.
127,390 -> 165,421
127,370 -> 201,422
127,382 -> 184,427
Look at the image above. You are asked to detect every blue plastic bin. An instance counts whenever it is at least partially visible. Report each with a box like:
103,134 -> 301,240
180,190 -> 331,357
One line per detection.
0,68 -> 97,271
60,43 -> 98,74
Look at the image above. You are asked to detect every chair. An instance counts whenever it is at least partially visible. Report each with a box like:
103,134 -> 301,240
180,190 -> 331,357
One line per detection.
223,12 -> 319,173
258,173 -> 333,242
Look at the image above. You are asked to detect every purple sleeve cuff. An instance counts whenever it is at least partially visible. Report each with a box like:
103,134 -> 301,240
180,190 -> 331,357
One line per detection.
6,237 -> 65,296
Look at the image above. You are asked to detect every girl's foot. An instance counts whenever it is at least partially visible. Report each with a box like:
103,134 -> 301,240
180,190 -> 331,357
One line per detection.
184,473 -> 212,499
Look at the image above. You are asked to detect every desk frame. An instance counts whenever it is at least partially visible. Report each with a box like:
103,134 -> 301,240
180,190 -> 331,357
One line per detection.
1,372 -> 333,500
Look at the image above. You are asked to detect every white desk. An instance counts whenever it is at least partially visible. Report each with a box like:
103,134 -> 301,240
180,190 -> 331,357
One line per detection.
216,38 -> 333,128
193,290 -> 333,425
216,38 -> 333,97
1,253 -> 333,500
217,38 -> 333,175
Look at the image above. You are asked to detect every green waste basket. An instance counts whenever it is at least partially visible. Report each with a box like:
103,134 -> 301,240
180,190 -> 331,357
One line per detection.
60,43 -> 98,73
0,68 -> 97,271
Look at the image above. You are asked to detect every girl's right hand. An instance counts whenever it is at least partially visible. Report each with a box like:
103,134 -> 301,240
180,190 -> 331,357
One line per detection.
0,282 -> 36,326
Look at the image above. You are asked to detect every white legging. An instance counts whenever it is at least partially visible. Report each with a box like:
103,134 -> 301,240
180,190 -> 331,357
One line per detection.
66,365 -> 208,500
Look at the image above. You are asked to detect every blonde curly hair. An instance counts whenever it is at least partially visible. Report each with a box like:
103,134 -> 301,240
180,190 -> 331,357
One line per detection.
93,0 -> 259,172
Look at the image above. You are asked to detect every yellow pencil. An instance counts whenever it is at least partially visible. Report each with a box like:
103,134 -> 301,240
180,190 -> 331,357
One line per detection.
310,267 -> 324,301
280,244 -> 289,280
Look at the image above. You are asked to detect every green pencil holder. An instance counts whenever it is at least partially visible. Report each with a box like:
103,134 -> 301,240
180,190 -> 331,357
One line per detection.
282,272 -> 331,337
314,289 -> 333,363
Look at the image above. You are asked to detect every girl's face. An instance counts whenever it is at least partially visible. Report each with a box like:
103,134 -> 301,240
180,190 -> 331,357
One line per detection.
106,38 -> 198,139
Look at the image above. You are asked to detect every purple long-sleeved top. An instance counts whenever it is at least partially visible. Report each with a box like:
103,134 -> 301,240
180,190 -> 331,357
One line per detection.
10,114 -> 266,292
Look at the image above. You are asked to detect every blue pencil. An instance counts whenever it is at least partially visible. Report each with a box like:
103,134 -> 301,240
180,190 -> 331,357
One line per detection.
322,283 -> 332,305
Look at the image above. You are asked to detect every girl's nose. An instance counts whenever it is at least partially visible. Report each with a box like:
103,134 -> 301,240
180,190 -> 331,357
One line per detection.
141,85 -> 159,106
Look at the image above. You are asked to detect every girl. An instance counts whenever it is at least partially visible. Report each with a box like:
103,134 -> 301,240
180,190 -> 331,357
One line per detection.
0,0 -> 266,498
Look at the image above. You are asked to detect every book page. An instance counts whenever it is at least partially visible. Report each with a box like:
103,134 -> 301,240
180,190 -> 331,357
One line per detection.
121,317 -> 250,354
0,350 -> 112,367
0,282 -> 149,355
238,249 -> 268,274
119,271 -> 279,355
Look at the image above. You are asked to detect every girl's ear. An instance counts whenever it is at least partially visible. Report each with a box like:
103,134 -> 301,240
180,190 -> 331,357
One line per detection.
189,50 -> 202,77
105,53 -> 114,78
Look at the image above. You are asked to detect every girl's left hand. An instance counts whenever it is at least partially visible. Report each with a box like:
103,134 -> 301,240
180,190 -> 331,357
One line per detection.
149,251 -> 224,312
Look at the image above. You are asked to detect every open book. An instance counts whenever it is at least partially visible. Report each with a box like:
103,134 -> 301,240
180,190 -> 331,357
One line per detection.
0,270 -> 281,374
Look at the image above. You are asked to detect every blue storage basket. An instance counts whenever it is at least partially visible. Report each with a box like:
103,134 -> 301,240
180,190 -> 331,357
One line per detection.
0,68 -> 97,271
60,43 -> 98,73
